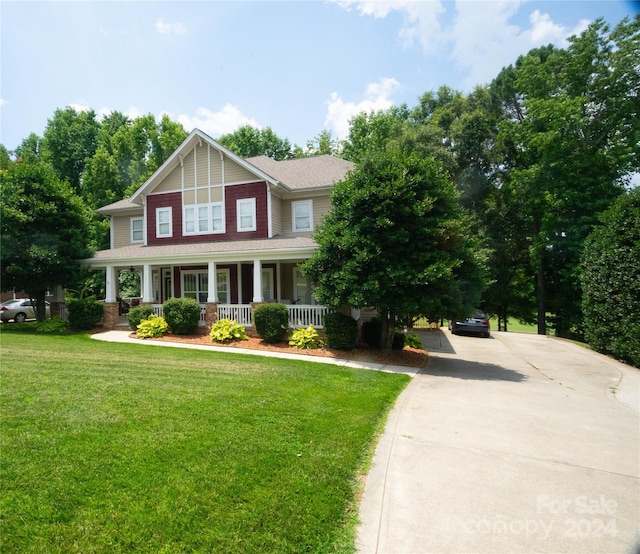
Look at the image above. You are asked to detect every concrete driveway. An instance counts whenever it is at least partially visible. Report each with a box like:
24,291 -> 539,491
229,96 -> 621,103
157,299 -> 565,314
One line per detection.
356,329 -> 640,553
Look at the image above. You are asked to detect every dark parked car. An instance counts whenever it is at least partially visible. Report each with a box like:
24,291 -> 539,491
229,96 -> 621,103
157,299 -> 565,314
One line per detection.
0,299 -> 50,323
449,310 -> 490,337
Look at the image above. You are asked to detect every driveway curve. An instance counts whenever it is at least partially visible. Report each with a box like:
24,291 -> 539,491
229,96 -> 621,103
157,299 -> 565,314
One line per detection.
356,329 -> 639,553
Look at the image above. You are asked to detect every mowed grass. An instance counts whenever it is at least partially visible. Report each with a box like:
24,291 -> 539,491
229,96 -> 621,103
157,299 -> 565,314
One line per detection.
0,331 -> 409,553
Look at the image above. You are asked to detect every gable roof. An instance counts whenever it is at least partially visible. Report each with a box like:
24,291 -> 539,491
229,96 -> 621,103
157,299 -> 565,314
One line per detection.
128,128 -> 280,205
245,155 -> 354,191
96,129 -> 354,213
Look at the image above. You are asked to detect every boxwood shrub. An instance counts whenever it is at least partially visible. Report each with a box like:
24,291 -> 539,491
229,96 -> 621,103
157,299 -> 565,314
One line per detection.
323,312 -> 358,350
253,303 -> 289,343
162,297 -> 201,335
127,305 -> 154,331
66,297 -> 104,331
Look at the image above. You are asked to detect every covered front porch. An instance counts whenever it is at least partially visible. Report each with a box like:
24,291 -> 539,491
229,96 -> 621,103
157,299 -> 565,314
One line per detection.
100,258 -> 328,331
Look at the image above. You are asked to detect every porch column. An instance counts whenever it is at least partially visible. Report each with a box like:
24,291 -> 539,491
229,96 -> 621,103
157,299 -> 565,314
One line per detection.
105,265 -> 117,303
252,259 -> 263,302
142,263 -> 154,303
207,260 -> 218,303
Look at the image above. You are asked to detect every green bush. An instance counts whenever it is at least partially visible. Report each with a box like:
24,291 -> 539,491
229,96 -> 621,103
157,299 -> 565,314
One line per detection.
392,332 -> 405,350
66,297 -> 104,331
289,325 -> 324,349
323,312 -> 358,350
136,316 -> 168,339
403,333 -> 424,350
253,303 -> 289,343
362,318 -> 382,348
127,305 -> 154,331
210,319 -> 248,343
35,317 -> 68,333
582,188 -> 640,367
162,297 -> 201,335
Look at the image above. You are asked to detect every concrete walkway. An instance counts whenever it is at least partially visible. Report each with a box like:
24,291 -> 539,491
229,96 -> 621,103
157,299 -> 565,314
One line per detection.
356,329 -> 640,554
90,330 -> 421,377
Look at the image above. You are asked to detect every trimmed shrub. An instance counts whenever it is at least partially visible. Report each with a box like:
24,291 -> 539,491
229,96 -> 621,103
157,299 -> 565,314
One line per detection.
137,316 -> 168,339
392,332 -> 405,350
210,319 -> 248,343
323,312 -> 358,350
127,305 -> 154,331
162,297 -> 201,335
66,297 -> 104,331
362,318 -> 383,348
289,325 -> 323,349
254,303 -> 289,343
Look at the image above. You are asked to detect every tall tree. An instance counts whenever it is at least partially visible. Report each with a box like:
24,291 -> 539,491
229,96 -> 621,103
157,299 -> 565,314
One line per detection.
218,125 -> 294,160
1,161 -> 93,320
42,107 -> 100,193
302,147 -> 485,350
491,16 -> 639,336
581,188 -> 640,367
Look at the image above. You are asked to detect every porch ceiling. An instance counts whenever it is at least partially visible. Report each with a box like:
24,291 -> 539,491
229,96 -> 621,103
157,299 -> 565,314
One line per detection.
84,236 -> 318,268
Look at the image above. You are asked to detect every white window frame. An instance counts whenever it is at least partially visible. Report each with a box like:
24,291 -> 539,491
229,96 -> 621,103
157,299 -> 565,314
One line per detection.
217,269 -> 230,304
156,207 -> 172,238
262,268 -> 274,302
181,270 -> 208,303
130,217 -> 144,243
293,267 -> 315,305
183,202 -> 225,236
292,200 -> 313,232
237,198 -> 256,232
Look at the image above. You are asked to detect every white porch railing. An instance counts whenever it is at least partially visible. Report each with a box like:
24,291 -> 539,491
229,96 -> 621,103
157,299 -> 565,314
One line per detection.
287,305 -> 329,329
147,303 -> 328,330
217,304 -> 253,327
152,304 -> 207,327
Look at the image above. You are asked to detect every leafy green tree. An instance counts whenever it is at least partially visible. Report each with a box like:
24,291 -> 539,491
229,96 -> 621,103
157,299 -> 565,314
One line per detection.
0,145 -> 11,170
13,133 -> 45,164
0,161 -> 92,320
302,147 -> 485,350
490,17 -> 639,336
42,106 -> 100,193
581,189 -> 640,367
303,130 -> 343,157
218,125 -> 293,160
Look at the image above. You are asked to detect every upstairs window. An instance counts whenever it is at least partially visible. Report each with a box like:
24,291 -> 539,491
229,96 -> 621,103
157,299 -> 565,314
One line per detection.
292,200 -> 313,232
183,202 -> 225,236
156,207 -> 172,238
237,198 -> 256,232
131,217 -> 144,243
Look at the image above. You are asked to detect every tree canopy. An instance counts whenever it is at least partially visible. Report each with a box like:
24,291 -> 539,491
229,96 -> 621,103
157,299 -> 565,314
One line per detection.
302,146 -> 485,350
581,189 -> 640,367
0,161 -> 93,320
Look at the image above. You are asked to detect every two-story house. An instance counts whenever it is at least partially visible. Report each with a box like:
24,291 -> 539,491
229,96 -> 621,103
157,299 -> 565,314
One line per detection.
87,128 -> 354,330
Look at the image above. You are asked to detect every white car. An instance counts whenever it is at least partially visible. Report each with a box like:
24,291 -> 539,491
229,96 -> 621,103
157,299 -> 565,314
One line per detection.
0,299 -> 51,323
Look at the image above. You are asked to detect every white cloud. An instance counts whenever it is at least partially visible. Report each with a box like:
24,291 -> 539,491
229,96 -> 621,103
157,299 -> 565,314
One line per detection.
336,0 -> 445,52
174,105 -> 261,137
325,77 -> 401,139
155,18 -> 186,35
335,0 -> 593,89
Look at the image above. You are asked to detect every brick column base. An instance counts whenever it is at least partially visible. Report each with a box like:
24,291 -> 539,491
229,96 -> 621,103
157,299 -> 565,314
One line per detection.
204,303 -> 218,331
103,302 -> 120,330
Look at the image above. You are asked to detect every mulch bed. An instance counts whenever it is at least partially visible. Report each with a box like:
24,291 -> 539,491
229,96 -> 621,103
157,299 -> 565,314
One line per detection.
133,332 -> 427,368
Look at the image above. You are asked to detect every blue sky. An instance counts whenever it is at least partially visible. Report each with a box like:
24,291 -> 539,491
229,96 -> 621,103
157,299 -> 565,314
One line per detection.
1,1 -> 638,152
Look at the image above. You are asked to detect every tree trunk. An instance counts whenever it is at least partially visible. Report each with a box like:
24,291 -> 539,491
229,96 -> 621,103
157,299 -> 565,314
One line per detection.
30,290 -> 48,322
380,312 -> 395,352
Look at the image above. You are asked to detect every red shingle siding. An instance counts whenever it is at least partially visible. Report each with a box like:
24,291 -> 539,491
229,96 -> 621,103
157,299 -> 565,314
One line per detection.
146,182 -> 268,245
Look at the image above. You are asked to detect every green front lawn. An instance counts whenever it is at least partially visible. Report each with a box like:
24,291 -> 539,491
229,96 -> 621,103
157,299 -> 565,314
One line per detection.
0,331 -> 409,553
